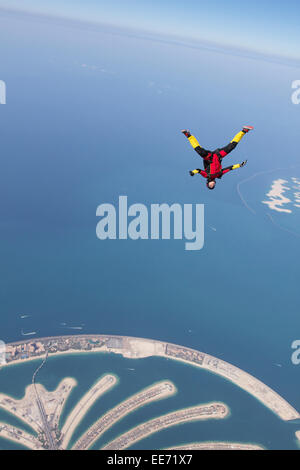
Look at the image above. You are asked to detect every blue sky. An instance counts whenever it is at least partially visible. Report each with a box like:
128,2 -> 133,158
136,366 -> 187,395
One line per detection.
1,0 -> 300,60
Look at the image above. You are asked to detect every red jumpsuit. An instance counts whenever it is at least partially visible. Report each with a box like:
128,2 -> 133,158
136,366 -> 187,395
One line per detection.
187,130 -> 247,183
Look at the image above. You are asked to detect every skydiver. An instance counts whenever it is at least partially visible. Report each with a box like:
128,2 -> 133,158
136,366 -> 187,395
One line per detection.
181,126 -> 254,190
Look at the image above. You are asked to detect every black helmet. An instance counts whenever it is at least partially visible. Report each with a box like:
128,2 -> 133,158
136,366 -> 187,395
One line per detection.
206,179 -> 216,190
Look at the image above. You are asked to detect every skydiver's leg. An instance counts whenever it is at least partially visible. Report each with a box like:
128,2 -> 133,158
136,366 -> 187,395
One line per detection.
181,130 -> 210,159
219,130 -> 246,157
219,126 -> 253,158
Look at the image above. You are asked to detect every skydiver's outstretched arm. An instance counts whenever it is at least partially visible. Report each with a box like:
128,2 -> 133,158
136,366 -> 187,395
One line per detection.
189,168 -> 207,178
222,160 -> 247,175
181,130 -> 210,159
219,126 -> 253,158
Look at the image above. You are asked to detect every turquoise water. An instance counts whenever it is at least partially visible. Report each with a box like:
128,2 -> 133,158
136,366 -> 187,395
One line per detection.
0,353 -> 299,450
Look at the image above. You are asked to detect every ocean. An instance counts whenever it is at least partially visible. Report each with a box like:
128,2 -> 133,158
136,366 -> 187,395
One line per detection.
0,11 -> 299,449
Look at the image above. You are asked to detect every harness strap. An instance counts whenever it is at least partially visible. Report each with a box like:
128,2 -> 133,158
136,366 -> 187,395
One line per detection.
205,150 -> 222,179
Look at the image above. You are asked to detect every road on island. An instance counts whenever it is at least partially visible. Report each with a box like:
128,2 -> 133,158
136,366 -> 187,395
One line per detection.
32,351 -> 56,450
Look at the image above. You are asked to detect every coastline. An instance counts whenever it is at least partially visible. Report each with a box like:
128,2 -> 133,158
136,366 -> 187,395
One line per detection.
72,380 -> 177,450
102,403 -> 229,450
61,374 -> 118,449
2,333 -> 299,422
167,441 -> 265,450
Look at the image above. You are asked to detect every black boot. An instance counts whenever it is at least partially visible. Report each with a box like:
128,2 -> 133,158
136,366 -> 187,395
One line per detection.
182,129 -> 191,138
